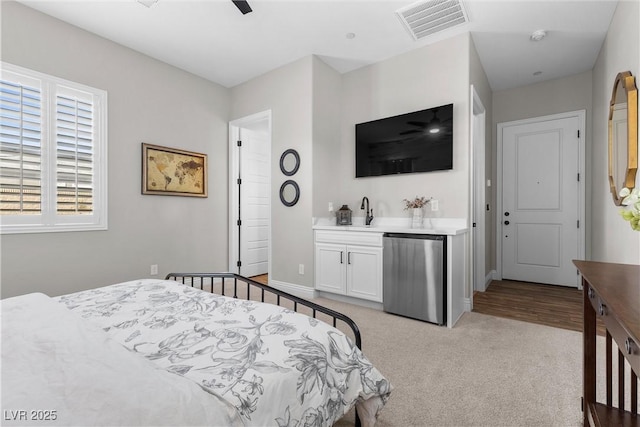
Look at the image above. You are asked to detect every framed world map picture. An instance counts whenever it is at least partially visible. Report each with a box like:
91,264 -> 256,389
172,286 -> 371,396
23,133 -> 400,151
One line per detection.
142,143 -> 207,197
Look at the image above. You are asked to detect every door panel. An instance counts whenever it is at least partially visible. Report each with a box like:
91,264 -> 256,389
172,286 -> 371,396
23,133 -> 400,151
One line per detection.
315,243 -> 346,294
502,116 -> 579,287
514,223 -> 560,267
347,246 -> 383,302
240,129 -> 270,277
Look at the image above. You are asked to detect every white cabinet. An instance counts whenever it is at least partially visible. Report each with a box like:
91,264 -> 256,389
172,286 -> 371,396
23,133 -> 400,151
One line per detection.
314,231 -> 383,303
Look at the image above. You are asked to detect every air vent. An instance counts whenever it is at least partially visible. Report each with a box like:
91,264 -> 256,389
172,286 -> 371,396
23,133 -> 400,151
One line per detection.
396,0 -> 469,41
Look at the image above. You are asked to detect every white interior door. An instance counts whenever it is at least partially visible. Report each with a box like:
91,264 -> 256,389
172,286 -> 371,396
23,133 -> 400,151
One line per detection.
229,111 -> 271,278
239,128 -> 270,277
500,114 -> 582,287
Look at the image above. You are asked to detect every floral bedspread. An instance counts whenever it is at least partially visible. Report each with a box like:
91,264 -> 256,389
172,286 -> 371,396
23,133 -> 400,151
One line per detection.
57,279 -> 392,426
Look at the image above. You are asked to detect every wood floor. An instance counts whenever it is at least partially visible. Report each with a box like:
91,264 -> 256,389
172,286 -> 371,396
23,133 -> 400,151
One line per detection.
250,274 -> 604,335
249,274 -> 268,285
473,279 -> 605,335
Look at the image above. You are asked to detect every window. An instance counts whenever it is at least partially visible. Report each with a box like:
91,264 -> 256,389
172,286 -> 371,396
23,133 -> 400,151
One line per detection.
0,63 -> 107,234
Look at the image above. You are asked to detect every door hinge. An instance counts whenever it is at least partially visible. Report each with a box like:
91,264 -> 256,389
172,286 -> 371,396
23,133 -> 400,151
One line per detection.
237,260 -> 242,267
237,219 -> 242,226
237,140 -> 242,147
472,222 -> 477,227
237,178 -> 242,185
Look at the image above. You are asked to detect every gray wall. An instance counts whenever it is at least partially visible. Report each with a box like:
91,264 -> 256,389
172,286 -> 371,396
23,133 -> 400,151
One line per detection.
1,2 -> 231,298
492,71 -> 594,271
312,57 -> 342,220
5,0 -> 634,300
591,0 -> 640,263
229,57 -> 315,287
334,34 -> 472,220
230,35 -> 476,289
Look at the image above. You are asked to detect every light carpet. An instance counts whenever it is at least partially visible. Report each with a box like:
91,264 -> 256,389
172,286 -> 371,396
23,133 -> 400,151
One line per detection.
315,297 -> 596,427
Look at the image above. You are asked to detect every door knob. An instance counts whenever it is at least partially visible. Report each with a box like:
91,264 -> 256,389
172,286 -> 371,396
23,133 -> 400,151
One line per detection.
504,220 -> 510,225
504,212 -> 510,216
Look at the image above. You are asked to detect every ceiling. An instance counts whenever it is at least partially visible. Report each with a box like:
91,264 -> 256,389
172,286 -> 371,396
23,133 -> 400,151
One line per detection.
16,0 -> 619,91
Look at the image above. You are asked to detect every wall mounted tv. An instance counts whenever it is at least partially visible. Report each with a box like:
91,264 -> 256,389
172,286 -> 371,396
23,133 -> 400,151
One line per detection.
355,103 -> 453,178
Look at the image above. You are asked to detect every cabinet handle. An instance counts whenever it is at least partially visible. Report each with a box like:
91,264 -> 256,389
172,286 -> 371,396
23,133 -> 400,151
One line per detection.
625,338 -> 636,355
598,302 -> 607,316
347,252 -> 351,264
340,251 -> 343,264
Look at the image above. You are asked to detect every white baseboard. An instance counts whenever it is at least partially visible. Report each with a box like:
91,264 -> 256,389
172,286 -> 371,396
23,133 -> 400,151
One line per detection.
463,297 -> 472,312
486,271 -> 495,287
268,280 -> 317,300
316,291 -> 384,311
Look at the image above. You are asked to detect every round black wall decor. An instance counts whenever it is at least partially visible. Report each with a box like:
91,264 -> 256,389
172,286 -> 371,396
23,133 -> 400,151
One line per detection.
279,149 -> 300,176
279,180 -> 300,207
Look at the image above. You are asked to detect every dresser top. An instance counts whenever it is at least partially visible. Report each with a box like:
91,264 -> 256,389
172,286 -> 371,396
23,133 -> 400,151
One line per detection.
574,260 -> 640,342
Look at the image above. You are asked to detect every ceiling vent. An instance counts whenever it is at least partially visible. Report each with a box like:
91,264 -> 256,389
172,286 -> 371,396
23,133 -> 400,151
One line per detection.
396,0 -> 469,41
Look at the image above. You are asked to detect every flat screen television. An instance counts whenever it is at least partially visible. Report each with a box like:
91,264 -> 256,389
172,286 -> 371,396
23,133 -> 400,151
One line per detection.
355,103 -> 453,177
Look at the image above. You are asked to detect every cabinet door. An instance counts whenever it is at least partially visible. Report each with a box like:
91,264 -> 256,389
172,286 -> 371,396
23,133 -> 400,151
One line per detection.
315,243 -> 346,294
346,245 -> 382,302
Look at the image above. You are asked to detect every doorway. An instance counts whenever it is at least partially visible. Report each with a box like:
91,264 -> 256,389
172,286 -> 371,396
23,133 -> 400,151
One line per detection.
496,110 -> 585,287
228,111 -> 272,277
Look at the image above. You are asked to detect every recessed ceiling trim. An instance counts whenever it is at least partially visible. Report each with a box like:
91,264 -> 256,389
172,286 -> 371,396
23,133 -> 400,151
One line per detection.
396,0 -> 469,41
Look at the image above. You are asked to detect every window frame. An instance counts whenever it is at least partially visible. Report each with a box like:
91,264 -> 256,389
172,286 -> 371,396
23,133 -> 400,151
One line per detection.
0,62 -> 108,234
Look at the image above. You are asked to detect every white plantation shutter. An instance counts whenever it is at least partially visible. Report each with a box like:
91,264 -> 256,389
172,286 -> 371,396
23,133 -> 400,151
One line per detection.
0,63 -> 107,234
56,90 -> 95,215
0,77 -> 42,215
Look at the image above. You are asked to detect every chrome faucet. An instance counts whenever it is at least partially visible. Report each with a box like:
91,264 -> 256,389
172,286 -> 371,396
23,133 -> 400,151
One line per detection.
360,197 -> 374,226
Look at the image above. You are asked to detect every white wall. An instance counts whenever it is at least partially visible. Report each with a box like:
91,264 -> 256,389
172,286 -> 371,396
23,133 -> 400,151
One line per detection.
0,2 -> 231,298
591,0 -> 640,263
229,57 -> 315,287
334,34 -> 471,221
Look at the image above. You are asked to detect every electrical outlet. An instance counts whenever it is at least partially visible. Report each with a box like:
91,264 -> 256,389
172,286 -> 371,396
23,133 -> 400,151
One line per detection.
150,264 -> 158,276
298,264 -> 304,275
431,199 -> 439,211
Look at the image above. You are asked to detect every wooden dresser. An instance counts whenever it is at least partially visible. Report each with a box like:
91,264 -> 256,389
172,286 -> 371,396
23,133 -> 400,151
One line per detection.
574,260 -> 640,426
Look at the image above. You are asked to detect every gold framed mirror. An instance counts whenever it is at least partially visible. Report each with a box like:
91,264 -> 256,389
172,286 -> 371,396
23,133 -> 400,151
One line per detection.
608,71 -> 638,206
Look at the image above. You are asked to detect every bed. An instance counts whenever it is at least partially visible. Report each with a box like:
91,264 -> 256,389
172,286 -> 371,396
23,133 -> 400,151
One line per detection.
1,273 -> 392,426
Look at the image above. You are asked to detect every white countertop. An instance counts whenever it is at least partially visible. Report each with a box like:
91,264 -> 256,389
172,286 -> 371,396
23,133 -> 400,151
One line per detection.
312,217 -> 468,236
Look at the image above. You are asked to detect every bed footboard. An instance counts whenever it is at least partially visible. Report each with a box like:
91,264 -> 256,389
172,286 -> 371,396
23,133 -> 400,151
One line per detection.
165,273 -> 365,427
165,273 -> 362,350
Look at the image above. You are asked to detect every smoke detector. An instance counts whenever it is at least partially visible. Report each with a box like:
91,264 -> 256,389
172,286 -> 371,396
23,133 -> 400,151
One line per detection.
396,0 -> 469,41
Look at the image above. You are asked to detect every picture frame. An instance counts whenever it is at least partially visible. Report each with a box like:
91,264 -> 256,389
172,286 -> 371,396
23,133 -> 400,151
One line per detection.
142,143 -> 208,197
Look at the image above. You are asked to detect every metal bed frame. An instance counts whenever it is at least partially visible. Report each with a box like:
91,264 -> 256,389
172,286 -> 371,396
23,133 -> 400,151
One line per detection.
165,272 -> 363,426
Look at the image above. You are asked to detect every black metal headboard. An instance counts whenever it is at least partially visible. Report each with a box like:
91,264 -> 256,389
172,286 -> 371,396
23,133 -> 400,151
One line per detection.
165,272 -> 362,350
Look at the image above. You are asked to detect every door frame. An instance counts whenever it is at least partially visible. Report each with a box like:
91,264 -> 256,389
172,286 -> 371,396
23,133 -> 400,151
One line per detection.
470,85 -> 487,296
228,110 -> 272,275
496,110 -> 586,286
